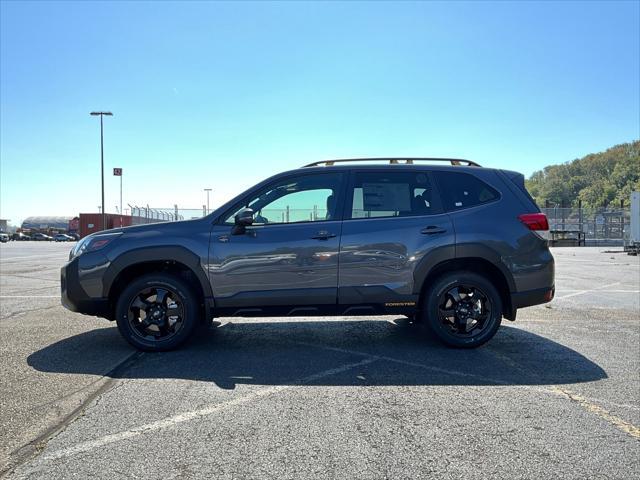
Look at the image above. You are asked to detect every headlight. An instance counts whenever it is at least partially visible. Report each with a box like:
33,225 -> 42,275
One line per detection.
69,232 -> 122,260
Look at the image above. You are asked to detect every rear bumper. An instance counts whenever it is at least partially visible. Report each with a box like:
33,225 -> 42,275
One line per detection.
511,285 -> 555,309
61,257 -> 110,318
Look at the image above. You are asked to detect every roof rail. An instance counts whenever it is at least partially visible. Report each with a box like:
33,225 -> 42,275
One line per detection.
302,157 -> 481,168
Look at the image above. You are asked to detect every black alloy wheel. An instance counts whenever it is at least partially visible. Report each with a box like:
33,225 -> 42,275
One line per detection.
422,271 -> 502,348
115,274 -> 200,351
127,286 -> 185,342
437,285 -> 491,337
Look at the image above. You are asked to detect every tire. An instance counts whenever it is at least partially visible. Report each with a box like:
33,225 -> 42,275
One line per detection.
421,271 -> 502,348
115,273 -> 200,351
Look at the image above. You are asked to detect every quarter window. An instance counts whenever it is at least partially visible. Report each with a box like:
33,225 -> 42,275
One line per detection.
434,171 -> 499,210
349,171 -> 441,219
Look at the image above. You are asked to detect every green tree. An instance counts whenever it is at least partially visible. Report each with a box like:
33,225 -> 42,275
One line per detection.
525,140 -> 639,207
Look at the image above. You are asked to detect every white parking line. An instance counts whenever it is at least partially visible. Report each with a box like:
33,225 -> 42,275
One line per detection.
295,341 -> 511,385
555,258 -> 640,267
0,254 -> 66,262
554,282 -> 622,300
0,296 -> 59,298
38,357 -> 377,462
305,342 -> 640,439
558,290 -> 639,293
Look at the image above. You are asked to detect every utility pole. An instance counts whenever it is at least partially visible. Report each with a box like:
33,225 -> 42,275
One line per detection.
90,111 -> 113,231
204,188 -> 212,214
113,167 -> 123,226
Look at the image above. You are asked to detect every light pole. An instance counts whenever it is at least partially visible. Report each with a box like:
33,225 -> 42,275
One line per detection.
204,188 -> 212,214
90,111 -> 113,231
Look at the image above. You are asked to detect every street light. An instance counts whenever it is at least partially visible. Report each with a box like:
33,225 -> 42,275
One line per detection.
204,188 -> 212,214
90,111 -> 113,230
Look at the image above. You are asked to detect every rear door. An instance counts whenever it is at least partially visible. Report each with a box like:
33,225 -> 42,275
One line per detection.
337,169 -> 454,312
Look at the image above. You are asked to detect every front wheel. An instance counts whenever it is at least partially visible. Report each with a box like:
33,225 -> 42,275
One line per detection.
115,273 -> 200,351
422,271 -> 502,348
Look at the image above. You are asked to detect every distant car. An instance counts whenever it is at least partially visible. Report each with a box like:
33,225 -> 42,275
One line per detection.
54,234 -> 74,242
11,232 -> 31,241
0,233 -> 8,243
31,233 -> 53,241
68,233 -> 80,241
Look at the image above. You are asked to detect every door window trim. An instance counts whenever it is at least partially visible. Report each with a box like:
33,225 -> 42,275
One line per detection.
217,171 -> 348,226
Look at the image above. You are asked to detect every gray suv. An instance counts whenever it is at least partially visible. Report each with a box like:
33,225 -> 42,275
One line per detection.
61,158 -> 554,351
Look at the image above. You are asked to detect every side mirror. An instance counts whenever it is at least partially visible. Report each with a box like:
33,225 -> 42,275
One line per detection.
232,208 -> 254,234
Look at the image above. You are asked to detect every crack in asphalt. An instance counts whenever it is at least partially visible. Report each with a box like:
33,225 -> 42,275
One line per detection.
0,351 -> 144,479
0,305 -> 60,321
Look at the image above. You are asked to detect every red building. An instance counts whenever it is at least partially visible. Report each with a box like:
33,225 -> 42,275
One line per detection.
79,213 -> 133,238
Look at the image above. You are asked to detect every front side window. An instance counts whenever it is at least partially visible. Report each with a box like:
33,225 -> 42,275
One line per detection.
225,173 -> 344,225
433,171 -> 499,211
349,171 -> 441,219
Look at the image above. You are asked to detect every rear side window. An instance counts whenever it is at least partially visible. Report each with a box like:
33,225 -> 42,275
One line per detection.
349,171 -> 442,219
434,171 -> 499,211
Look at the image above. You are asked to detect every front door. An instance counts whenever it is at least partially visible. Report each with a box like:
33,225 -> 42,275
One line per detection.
209,172 -> 346,316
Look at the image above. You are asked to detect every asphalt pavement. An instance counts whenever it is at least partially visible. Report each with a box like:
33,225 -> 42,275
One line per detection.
0,242 -> 638,479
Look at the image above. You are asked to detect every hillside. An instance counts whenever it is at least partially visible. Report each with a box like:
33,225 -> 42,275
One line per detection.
525,140 -> 640,208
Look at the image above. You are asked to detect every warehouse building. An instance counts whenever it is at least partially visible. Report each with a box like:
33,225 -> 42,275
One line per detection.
21,216 -> 74,234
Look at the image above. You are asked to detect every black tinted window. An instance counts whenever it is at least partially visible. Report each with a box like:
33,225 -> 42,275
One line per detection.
349,171 -> 441,219
434,171 -> 499,210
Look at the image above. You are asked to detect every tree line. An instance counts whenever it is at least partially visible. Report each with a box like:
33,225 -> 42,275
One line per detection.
525,140 -> 639,208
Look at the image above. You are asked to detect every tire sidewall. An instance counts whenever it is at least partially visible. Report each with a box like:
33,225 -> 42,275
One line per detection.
424,272 -> 502,348
115,274 -> 199,351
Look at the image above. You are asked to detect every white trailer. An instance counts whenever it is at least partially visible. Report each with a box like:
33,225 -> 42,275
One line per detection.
625,191 -> 640,255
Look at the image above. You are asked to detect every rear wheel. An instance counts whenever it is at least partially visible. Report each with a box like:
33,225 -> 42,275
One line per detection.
421,271 -> 502,348
115,273 -> 200,351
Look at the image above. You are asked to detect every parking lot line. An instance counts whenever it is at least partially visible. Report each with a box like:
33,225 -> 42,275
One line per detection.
554,282 -> 621,300
482,346 -> 640,439
36,357 -> 378,462
559,290 -> 639,293
555,258 -> 640,267
294,341 -> 512,385
550,387 -> 640,439
0,296 -> 59,299
0,254 -> 67,262
302,341 -> 640,439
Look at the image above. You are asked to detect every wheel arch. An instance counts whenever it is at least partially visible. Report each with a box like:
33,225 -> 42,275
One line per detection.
416,256 -> 515,320
103,246 -> 213,321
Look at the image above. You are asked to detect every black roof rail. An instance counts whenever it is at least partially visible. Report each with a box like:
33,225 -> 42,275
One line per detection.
302,157 -> 481,168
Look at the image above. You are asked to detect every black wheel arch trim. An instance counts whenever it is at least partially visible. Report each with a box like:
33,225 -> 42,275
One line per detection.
454,243 -> 517,292
413,243 -> 517,317
412,245 -> 456,294
103,246 -> 214,304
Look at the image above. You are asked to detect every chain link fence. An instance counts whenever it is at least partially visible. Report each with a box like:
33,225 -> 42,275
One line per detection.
541,207 -> 631,246
131,204 -> 631,246
128,205 -> 208,224
134,206 -> 332,224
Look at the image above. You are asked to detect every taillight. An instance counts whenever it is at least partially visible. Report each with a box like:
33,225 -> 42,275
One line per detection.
518,213 -> 549,231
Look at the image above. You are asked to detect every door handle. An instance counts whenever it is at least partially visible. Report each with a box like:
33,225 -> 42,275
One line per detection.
421,226 -> 447,235
311,231 -> 337,240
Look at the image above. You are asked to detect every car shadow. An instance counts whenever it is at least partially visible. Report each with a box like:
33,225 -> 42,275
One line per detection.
28,318 -> 607,390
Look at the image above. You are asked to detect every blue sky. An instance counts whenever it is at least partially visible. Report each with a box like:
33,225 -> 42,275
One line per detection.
1,0 -> 639,224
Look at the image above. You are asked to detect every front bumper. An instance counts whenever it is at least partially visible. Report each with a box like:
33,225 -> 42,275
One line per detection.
61,256 -> 111,318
